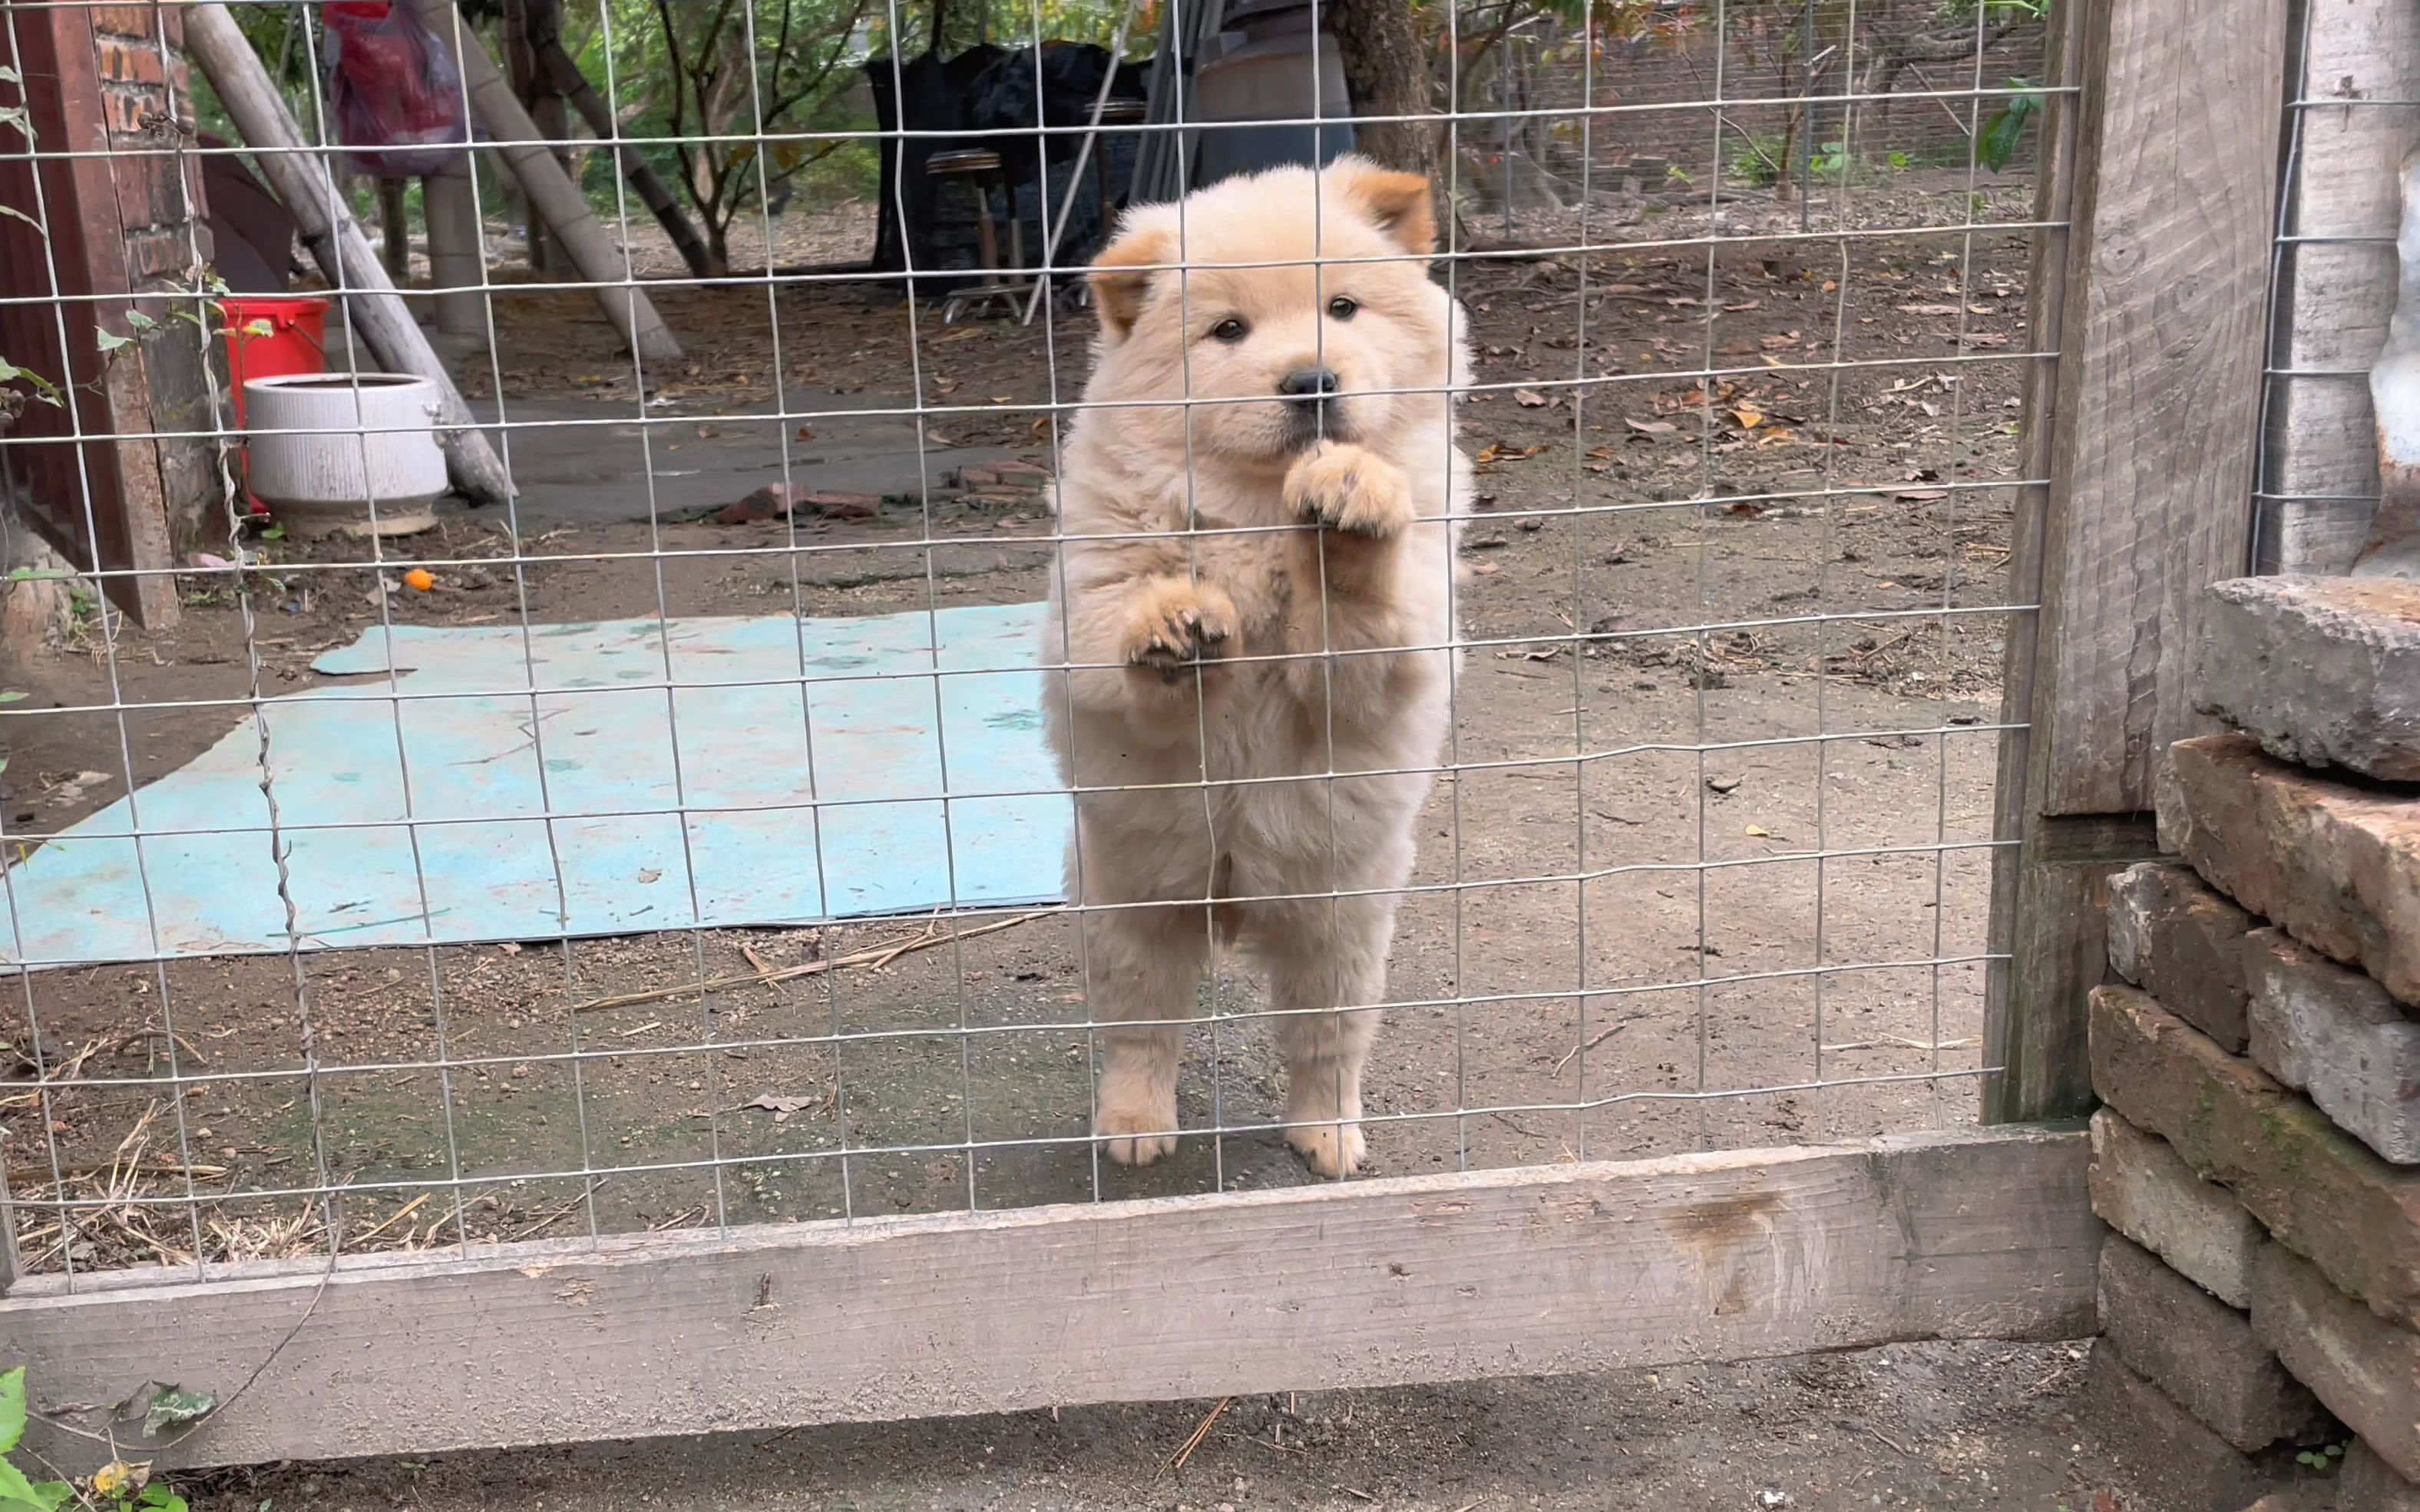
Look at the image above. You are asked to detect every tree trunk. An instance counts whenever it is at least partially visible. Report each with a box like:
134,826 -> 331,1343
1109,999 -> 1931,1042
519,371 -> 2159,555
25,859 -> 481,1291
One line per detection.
1332,0 -> 1434,177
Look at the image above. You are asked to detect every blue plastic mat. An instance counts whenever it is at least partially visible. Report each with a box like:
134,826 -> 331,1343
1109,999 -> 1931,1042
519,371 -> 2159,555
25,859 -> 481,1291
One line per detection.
2,606 -> 1068,969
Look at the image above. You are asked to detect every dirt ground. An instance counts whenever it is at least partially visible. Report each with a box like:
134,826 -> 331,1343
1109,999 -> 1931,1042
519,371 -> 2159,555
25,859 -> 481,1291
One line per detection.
1,170 -> 2035,1269
173,1340 -> 2326,1512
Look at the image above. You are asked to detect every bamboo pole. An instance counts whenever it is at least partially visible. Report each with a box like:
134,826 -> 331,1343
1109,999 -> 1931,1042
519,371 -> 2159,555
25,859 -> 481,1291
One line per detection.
183,2 -> 513,507
538,39 -> 714,280
421,163 -> 485,338
401,0 -> 683,365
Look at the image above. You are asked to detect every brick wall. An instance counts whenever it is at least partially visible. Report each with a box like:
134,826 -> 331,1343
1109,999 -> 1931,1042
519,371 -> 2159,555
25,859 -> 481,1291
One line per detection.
0,1 -> 217,629
2082,577 -> 2420,1511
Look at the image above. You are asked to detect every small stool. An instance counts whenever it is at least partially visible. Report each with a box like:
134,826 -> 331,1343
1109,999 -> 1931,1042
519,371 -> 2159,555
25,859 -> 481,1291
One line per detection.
927,147 -> 1030,322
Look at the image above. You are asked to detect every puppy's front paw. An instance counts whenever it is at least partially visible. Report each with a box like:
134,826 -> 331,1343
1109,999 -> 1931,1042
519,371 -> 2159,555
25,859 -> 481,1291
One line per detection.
1286,1118 -> 1367,1178
1284,441 -> 1413,540
1121,577 -> 1237,683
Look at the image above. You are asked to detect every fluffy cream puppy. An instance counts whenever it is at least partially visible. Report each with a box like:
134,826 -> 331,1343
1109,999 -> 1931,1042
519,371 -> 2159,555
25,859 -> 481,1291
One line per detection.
1040,156 -> 1471,1177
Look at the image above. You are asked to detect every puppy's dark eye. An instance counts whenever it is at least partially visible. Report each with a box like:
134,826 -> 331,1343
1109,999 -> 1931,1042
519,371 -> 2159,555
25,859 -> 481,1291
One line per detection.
1327,295 -> 1359,320
1208,317 -> 1248,343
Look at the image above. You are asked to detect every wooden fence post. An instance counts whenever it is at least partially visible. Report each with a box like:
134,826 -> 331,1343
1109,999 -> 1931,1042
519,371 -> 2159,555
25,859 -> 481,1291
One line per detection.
1983,0 -> 2289,1123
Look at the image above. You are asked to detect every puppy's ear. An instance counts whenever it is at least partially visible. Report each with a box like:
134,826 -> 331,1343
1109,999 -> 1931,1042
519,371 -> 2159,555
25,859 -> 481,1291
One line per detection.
1089,221 -> 1174,340
1327,156 -> 1436,256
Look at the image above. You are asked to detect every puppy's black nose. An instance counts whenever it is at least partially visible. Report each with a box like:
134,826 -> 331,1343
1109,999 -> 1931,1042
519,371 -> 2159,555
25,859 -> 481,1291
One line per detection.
1278,368 -> 1341,400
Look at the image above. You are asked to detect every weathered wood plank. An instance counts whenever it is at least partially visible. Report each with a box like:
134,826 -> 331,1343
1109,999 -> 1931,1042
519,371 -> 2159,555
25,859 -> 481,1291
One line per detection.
2033,0 -> 2286,815
1994,0 -> 2091,1127
1988,0 -> 2286,1117
2257,0 -> 2420,573
1985,814 -> 2161,1122
5,1127 -> 2096,1470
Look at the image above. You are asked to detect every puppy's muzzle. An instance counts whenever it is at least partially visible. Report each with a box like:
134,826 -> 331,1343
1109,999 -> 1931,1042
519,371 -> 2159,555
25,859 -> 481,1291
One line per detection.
1278,367 -> 1347,443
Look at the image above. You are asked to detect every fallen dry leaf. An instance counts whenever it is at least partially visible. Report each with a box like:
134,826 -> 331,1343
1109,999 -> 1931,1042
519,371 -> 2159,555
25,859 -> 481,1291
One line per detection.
743,1094 -> 822,1124
1515,388 -> 1550,408
1625,418 -> 1678,435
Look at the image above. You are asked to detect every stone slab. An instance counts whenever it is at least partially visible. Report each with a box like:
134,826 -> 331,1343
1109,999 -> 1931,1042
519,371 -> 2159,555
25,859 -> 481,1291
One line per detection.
2194,576 -> 2420,782
2082,1341 -> 2288,1512
2245,926 -> 2420,1164
2345,1438 -> 2420,1510
2100,1233 -> 2316,1451
2252,1241 -> 2420,1484
2157,734 -> 2420,1006
2089,983 -> 2420,1329
2090,1108 -> 2265,1308
2110,860 -> 2258,1051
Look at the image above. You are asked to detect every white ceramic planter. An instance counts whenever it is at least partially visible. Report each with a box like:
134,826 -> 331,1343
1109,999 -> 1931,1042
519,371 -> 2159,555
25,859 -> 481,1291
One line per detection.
242,372 -> 446,537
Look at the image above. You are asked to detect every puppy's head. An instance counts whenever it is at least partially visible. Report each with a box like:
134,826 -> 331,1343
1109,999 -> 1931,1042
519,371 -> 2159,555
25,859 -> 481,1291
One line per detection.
1087,157 -> 1459,464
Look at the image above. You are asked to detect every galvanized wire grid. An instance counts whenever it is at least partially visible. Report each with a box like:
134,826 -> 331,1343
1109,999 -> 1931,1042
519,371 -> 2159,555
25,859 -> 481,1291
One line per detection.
0,0 -> 2063,1289
2251,0 -> 2415,575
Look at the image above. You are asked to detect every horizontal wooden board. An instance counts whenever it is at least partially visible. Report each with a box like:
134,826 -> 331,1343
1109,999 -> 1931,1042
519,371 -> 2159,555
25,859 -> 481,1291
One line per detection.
3,1126 -> 2096,1469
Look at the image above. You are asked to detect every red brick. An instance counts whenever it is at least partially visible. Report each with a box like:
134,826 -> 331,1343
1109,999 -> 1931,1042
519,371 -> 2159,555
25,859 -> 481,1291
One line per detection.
2250,1241 -> 2420,1482
123,228 -> 196,286
2345,1439 -> 2420,1510
108,156 -> 190,233
2089,983 -> 2420,1329
2089,1109 -> 2264,1309
2157,734 -> 2420,1005
2108,860 -> 2256,1051
98,87 -> 155,137
2098,1233 -> 2315,1451
2193,576 -> 2420,782
94,35 -> 166,87
88,5 -> 164,35
2081,1342 -> 2286,1511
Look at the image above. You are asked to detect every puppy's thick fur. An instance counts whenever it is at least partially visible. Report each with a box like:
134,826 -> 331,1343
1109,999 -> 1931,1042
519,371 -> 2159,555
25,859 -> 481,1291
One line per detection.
1041,157 -> 1471,1177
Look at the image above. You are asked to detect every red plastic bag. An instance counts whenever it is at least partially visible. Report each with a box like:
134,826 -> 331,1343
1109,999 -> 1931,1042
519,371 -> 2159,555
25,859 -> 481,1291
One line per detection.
321,2 -> 468,178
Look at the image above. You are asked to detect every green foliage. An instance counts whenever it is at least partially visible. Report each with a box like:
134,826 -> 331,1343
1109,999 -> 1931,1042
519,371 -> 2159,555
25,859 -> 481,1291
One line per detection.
1726,133 -> 1787,187
1977,80 -> 2042,173
0,1370 -> 199,1512
0,1368 -> 71,1512
2296,1442 -> 2346,1473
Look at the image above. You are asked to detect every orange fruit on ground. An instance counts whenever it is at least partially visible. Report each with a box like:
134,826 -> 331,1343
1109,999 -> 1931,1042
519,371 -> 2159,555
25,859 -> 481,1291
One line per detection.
402,568 -> 435,592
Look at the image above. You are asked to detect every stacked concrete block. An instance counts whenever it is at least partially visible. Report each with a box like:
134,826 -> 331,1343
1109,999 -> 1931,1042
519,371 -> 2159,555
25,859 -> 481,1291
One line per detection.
2088,576 -> 2420,1510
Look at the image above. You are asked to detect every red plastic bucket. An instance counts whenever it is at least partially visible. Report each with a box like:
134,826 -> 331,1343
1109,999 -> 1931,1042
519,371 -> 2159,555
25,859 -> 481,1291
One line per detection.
223,295 -> 328,429
222,295 -> 328,513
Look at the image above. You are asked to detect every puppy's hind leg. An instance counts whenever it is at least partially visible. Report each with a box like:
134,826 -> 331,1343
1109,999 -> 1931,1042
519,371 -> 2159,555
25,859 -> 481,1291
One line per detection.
1081,900 -> 1210,1166
1258,898 -> 1393,1178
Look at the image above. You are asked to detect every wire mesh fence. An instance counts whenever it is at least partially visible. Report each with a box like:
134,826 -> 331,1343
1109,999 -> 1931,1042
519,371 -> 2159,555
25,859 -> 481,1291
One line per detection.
0,0 -> 2064,1291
